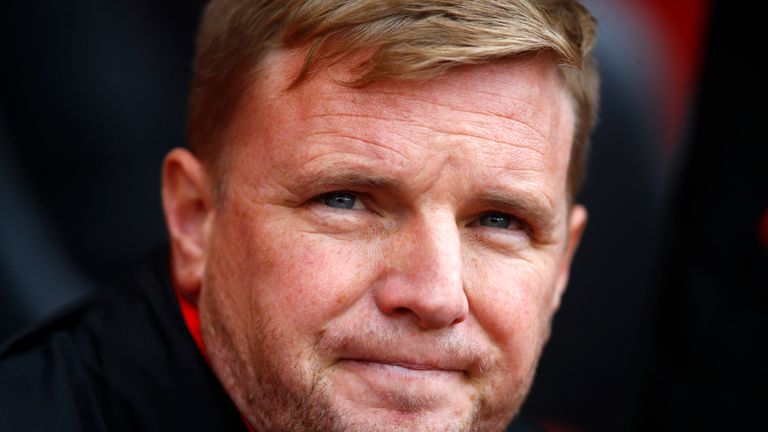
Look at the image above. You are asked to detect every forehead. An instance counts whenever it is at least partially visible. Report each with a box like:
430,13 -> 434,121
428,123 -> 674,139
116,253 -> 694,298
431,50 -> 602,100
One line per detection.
257,48 -> 572,137
223,48 -> 575,205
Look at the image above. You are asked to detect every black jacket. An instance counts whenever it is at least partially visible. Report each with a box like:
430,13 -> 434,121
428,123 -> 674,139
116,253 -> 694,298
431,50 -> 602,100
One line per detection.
0,250 -> 247,432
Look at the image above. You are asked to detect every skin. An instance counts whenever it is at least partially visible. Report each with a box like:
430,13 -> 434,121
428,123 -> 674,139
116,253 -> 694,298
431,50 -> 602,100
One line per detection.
162,48 -> 587,432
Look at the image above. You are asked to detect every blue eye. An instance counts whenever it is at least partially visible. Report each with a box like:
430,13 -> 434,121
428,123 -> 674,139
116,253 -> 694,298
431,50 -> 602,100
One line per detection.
479,212 -> 512,228
322,192 -> 357,209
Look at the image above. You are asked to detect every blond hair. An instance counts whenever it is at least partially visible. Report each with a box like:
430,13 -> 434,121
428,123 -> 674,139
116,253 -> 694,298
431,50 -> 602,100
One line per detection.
188,0 -> 599,198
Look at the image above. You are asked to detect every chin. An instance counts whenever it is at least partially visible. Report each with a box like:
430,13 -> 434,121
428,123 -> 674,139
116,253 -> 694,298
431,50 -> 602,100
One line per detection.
328,410 -> 476,432
314,365 -> 480,432
231,364 -> 523,432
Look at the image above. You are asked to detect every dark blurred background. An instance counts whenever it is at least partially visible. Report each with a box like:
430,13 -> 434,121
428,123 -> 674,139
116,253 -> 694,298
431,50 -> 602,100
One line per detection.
0,0 -> 765,431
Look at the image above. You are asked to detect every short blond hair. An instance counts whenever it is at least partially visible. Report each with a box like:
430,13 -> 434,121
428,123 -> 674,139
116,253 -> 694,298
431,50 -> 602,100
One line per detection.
188,0 -> 599,198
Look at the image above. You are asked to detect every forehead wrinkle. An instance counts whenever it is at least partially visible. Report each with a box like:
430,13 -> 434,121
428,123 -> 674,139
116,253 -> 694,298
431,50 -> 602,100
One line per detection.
425,127 -> 548,161
299,110 -> 457,161
352,86 -> 543,122
310,88 -> 566,158
302,111 -> 418,127
302,106 -> 550,162
291,70 -> 568,147
348,66 -> 567,116
303,130 -> 411,162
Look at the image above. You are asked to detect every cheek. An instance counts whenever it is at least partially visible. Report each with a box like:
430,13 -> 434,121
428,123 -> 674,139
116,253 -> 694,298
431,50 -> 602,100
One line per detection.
466,255 -> 559,368
257,233 -> 372,326
208,203 -> 376,343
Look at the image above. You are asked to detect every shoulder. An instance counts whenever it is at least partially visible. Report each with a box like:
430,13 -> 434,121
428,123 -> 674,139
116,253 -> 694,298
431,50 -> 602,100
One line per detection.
0,250 -> 247,432
0,251 -> 171,431
0,294 -> 110,432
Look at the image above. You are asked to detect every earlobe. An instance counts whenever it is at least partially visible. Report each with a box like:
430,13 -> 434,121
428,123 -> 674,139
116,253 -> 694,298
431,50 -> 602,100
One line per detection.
161,148 -> 214,305
551,204 -> 588,312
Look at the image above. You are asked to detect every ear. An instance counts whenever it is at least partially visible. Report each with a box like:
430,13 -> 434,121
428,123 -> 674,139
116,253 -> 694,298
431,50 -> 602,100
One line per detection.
550,204 -> 588,312
161,148 -> 215,305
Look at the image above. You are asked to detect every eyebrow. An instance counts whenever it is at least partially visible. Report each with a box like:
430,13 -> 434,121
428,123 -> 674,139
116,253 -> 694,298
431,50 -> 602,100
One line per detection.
286,164 -> 405,197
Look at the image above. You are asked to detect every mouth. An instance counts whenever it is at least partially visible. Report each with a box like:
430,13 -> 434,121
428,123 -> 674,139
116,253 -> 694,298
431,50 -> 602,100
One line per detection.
330,357 -> 475,415
319,331 -> 483,415
339,358 -> 464,373
338,358 -> 467,379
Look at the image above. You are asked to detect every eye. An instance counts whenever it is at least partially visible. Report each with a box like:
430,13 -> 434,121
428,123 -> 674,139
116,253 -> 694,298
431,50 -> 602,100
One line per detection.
478,212 -> 514,229
321,191 -> 362,210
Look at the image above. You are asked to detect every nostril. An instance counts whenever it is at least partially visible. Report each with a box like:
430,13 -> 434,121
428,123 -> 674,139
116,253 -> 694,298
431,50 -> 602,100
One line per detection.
393,307 -> 410,315
451,313 -> 467,326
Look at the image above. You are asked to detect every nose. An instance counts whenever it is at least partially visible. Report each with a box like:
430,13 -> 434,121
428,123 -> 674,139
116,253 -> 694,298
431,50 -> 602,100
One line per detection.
372,213 -> 469,330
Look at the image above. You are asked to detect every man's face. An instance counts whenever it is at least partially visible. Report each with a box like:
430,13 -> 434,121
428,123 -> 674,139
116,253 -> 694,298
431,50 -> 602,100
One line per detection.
193,50 -> 585,432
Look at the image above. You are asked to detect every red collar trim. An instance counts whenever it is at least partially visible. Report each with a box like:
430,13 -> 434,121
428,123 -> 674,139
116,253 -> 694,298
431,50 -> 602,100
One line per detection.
174,286 -> 208,359
173,285 -> 255,432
